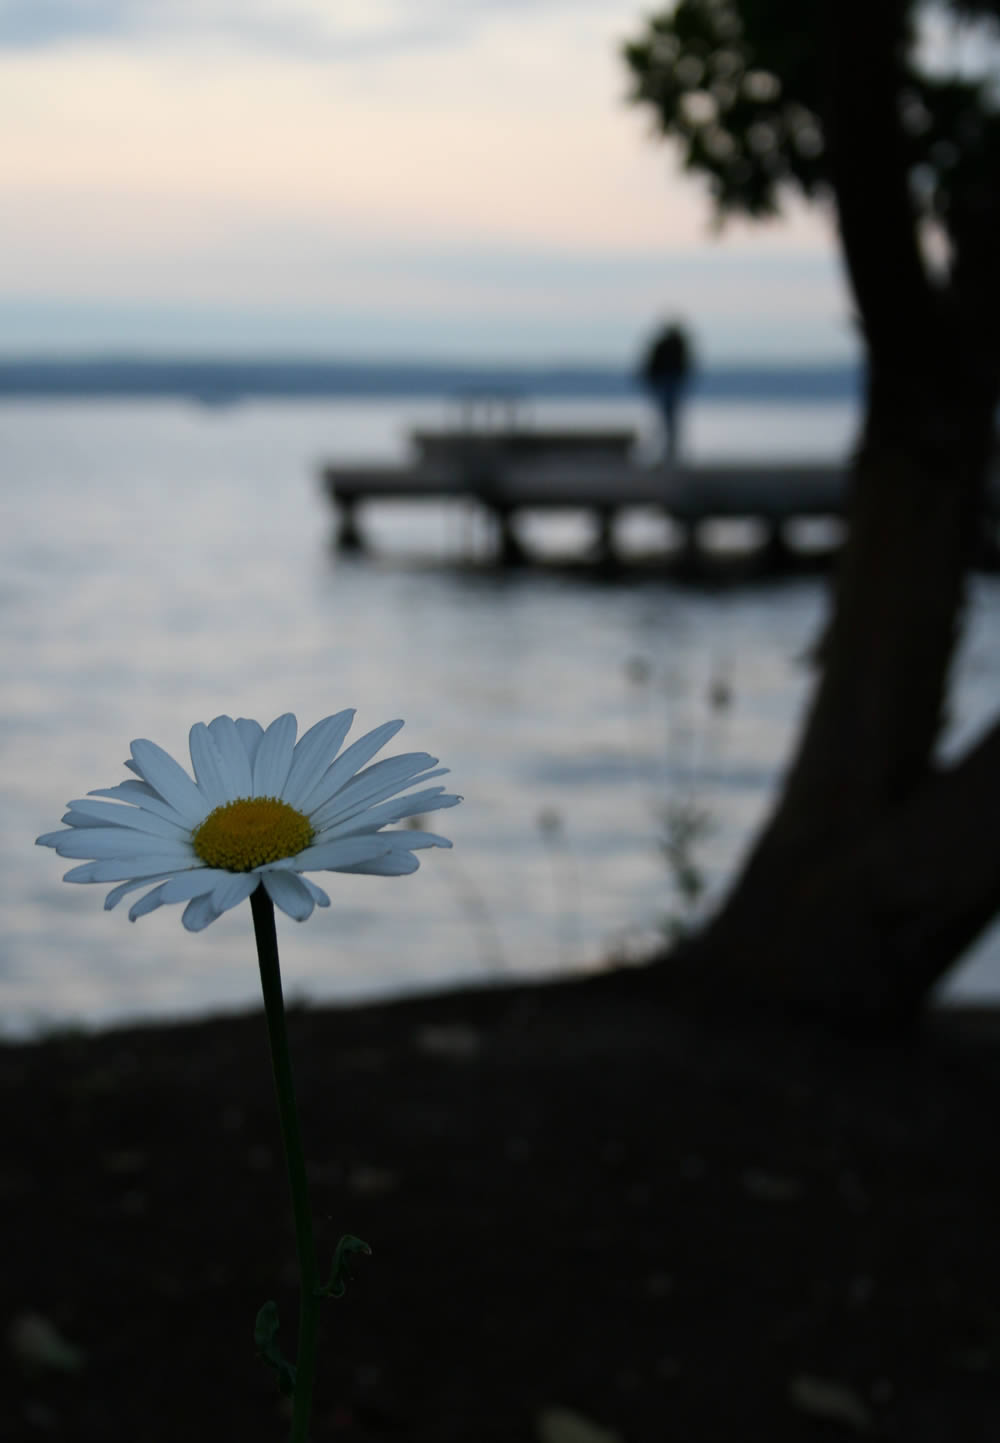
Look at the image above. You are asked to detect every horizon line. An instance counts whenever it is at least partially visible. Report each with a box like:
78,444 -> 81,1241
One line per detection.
0,352 -> 859,371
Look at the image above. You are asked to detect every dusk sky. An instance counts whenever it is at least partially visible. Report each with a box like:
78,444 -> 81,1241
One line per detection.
0,0 -> 859,364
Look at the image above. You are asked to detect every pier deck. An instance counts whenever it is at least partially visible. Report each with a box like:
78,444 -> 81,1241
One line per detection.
321,437 -> 1000,568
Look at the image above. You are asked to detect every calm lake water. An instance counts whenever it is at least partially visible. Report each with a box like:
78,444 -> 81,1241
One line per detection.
5,392 -> 1000,1034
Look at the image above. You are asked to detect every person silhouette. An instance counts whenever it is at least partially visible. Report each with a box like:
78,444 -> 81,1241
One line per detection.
640,322 -> 693,462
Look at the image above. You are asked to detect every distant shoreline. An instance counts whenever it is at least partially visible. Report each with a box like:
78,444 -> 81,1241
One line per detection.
0,357 -> 860,404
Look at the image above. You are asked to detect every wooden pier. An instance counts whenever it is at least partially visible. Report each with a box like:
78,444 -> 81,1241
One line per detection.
321,425 -> 1000,570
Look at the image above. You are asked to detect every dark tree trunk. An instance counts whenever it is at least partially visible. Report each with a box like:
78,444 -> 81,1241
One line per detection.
648,1 -> 1000,1024
661,367 -> 999,1023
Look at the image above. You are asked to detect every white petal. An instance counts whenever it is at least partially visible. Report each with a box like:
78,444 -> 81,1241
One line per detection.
63,798 -> 192,841
103,873 -> 178,909
88,782 -> 192,828
128,884 -> 171,921
300,877 -> 331,908
58,810 -> 112,830
309,756 -> 442,828
62,862 -> 108,883
282,710 -> 355,808
89,780 -> 156,802
343,851 -> 421,876
130,739 -> 210,825
77,857 -> 205,883
182,893 -> 220,931
358,788 -> 461,828
43,828 -> 197,862
313,781 -> 455,837
252,714 -> 297,798
209,715 -> 254,796
297,719 -> 404,815
188,724 -> 232,808
338,751 -> 437,797
291,835 -> 393,871
159,869 -> 234,903
263,868 -> 315,921
210,872 -> 258,915
234,717 -> 265,771
306,739 -> 423,819
382,830 -> 452,850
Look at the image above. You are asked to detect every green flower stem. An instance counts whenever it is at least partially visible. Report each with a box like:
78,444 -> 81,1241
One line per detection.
251,884 -> 321,1443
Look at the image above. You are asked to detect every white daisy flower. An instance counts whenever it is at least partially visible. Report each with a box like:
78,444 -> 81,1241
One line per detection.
36,711 -> 460,931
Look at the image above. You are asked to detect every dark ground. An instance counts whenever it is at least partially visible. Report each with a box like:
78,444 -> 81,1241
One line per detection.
4,965 -> 1000,1442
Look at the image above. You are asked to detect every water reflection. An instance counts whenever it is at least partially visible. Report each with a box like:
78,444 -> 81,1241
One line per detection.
4,397 -> 998,1032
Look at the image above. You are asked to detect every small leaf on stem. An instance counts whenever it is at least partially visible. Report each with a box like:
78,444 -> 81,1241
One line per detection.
319,1234 -> 372,1300
254,1300 -> 297,1398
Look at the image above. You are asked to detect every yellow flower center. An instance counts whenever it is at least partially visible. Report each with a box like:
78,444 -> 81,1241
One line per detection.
192,796 -> 314,872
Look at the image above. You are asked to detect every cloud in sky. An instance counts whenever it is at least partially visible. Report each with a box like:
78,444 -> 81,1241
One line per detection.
0,0 -> 851,361
0,1 -> 117,48
0,0 -> 613,58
